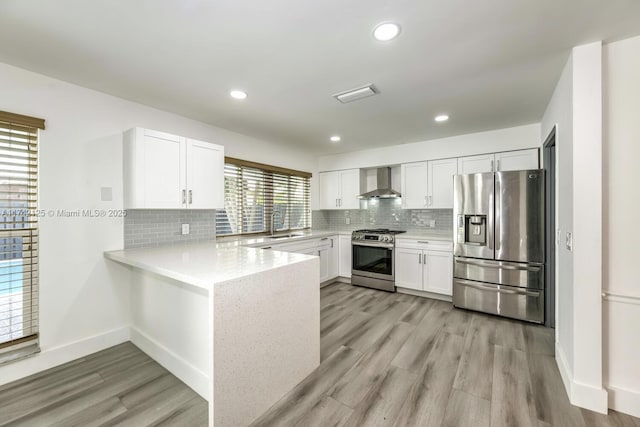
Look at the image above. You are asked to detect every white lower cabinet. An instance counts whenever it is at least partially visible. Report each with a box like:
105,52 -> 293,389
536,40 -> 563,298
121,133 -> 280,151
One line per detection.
338,234 -> 352,278
263,234 -> 350,283
395,247 -> 424,291
302,246 -> 330,283
395,239 -> 453,296
328,236 -> 339,279
265,236 -> 336,284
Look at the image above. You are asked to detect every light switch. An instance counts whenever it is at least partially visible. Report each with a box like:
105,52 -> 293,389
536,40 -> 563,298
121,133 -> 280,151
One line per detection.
182,224 -> 190,235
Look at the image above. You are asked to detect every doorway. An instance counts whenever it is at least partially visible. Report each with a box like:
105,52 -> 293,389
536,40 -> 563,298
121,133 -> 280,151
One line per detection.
543,127 -> 556,328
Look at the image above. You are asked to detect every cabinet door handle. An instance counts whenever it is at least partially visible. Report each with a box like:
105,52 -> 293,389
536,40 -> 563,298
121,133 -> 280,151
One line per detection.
428,196 -> 432,206
182,189 -> 187,204
336,198 -> 338,207
339,198 -> 342,207
418,253 -> 422,264
330,239 -> 334,248
188,190 -> 193,204
424,196 -> 428,207
423,254 -> 427,264
496,159 -> 500,171
490,160 -> 494,172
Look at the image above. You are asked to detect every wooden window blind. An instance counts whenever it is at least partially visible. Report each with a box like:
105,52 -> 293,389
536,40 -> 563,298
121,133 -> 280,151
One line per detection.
0,111 -> 43,350
216,157 -> 311,236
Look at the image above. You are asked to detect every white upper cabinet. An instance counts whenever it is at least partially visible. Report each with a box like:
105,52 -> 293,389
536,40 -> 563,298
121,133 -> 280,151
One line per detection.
494,149 -> 539,171
457,153 -> 495,174
401,162 -> 428,209
401,159 -> 456,209
427,158 -> 458,208
458,149 -> 539,175
319,169 -> 361,210
186,138 -> 224,209
124,128 -> 224,209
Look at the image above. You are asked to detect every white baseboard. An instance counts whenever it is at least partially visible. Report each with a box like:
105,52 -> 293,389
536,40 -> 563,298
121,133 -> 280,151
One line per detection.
396,287 -> 452,302
607,385 -> 640,418
129,326 -> 209,401
556,345 -> 608,414
0,326 -> 129,387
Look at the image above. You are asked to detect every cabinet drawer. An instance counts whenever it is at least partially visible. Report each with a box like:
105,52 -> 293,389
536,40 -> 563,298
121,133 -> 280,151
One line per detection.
396,239 -> 453,252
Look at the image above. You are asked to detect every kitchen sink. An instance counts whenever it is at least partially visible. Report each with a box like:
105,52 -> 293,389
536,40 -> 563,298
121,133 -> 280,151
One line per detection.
268,233 -> 304,239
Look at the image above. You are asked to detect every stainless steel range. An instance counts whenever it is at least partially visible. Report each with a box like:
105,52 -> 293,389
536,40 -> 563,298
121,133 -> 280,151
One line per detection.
351,229 -> 406,292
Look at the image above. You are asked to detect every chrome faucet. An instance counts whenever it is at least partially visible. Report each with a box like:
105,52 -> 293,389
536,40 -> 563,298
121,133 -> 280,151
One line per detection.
270,211 -> 283,236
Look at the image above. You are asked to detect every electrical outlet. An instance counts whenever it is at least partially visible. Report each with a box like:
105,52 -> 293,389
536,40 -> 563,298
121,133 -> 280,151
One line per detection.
429,219 -> 436,228
181,224 -> 190,235
345,217 -> 350,225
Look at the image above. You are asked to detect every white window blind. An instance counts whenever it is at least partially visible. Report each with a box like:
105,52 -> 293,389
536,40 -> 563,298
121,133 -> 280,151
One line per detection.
0,111 -> 43,350
216,158 -> 311,236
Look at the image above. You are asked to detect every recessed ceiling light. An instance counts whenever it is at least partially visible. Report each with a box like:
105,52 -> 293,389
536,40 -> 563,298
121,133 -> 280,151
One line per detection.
330,135 -> 341,142
230,90 -> 247,100
435,114 -> 449,122
373,23 -> 401,41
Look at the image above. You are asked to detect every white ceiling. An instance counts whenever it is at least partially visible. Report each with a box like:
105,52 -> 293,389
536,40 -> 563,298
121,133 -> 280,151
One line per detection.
1,0 -> 640,155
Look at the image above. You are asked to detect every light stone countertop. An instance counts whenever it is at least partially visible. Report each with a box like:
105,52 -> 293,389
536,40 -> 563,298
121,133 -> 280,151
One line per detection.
104,242 -> 315,291
216,229 -> 349,248
105,227 -> 452,290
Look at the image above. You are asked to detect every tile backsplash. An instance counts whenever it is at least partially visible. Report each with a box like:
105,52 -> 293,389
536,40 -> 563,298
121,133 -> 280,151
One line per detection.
124,209 -> 216,249
124,200 -> 452,248
312,198 -> 453,233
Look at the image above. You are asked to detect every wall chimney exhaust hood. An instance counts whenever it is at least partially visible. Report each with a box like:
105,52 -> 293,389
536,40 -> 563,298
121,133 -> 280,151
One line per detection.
358,167 -> 401,199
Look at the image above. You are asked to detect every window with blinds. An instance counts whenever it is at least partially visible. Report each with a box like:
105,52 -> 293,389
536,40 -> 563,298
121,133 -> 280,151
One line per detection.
0,111 -> 44,351
216,157 -> 311,236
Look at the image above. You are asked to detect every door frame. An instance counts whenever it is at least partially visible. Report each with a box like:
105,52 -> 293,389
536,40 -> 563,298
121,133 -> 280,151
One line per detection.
543,126 -> 557,328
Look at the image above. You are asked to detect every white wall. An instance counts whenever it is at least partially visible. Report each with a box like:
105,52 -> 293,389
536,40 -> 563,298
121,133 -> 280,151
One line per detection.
541,42 -> 607,413
318,123 -> 541,172
0,61 -> 317,385
541,53 -> 574,380
602,35 -> 640,417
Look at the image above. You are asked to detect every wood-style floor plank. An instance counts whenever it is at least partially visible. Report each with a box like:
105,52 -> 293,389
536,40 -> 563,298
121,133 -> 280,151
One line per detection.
528,353 -> 587,426
490,345 -> 536,427
343,365 -> 418,427
329,321 -> 415,408
292,395 -> 353,427
250,345 -> 363,427
441,389 -> 491,427
453,314 -> 497,400
393,331 -> 465,427
390,305 -> 448,372
3,281 -> 640,427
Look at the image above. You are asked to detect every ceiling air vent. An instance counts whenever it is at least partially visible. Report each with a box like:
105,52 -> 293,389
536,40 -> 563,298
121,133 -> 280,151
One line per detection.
333,84 -> 378,104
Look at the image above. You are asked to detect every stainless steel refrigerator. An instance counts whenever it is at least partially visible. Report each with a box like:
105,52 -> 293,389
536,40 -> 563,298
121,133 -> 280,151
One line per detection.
453,170 -> 545,323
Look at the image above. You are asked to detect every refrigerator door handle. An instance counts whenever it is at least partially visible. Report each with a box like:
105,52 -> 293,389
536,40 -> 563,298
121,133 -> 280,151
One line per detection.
456,279 -> 540,297
495,177 -> 501,253
456,258 -> 541,272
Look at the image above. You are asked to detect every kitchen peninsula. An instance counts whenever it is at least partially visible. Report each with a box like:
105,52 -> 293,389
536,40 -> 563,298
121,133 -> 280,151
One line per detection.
104,242 -> 319,426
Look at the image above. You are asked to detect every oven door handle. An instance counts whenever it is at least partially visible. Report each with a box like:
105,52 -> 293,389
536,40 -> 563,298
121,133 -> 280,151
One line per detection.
352,242 -> 394,249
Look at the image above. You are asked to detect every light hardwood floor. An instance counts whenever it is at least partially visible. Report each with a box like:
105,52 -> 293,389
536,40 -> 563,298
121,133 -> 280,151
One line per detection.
1,282 -> 638,426
0,342 -> 208,426
251,282 -> 640,427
